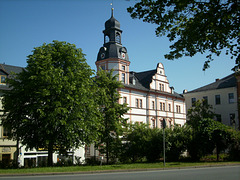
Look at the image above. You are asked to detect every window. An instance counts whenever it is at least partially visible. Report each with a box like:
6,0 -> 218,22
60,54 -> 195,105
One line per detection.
160,102 -> 165,111
0,75 -> 6,85
216,114 -> 222,122
116,33 -> 121,44
121,73 -> 125,84
230,113 -> 235,125
100,65 -> 105,70
169,120 -> 172,127
160,120 -> 164,128
3,127 -> 11,137
152,101 -> 155,110
122,65 -> 125,71
136,99 -> 142,108
191,98 -> 196,107
176,105 -> 181,113
152,119 -> 155,128
123,97 -> 127,104
132,78 -> 136,85
203,96 -> 208,105
168,104 -> 171,112
105,35 -> 109,43
215,95 -> 221,105
139,99 -> 142,108
229,93 -> 234,104
136,99 -> 139,108
159,83 -> 164,91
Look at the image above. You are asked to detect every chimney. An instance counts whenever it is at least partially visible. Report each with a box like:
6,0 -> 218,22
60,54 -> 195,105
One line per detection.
215,78 -> 220,82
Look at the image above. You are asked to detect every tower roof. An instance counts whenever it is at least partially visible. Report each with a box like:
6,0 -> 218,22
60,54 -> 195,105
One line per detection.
97,8 -> 129,62
104,8 -> 120,30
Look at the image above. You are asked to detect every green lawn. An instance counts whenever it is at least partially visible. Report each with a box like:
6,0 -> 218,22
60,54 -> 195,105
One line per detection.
0,162 -> 240,175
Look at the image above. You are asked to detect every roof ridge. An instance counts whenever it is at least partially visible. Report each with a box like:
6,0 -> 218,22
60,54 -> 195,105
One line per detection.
135,69 -> 156,74
187,73 -> 236,93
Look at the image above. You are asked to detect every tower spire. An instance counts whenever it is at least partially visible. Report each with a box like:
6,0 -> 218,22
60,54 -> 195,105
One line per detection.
111,2 -> 114,17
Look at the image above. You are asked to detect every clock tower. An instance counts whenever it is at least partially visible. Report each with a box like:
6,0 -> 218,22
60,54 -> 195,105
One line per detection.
96,8 -> 130,84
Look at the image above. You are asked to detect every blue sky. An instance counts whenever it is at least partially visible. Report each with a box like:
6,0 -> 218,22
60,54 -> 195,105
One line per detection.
0,0 -> 236,93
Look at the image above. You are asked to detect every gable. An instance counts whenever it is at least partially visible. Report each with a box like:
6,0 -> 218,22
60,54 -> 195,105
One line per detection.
0,69 -> 8,76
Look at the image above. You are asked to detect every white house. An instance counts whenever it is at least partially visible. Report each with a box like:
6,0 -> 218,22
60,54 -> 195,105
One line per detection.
183,73 -> 239,129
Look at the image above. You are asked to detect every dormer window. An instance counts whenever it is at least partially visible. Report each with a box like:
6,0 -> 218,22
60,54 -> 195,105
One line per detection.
132,78 -> 136,85
0,75 -> 6,85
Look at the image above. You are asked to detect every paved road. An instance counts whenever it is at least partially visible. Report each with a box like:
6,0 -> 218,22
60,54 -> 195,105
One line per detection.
1,165 -> 240,180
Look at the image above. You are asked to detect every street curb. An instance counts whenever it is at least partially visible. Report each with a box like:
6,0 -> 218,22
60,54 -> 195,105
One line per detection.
0,163 -> 240,177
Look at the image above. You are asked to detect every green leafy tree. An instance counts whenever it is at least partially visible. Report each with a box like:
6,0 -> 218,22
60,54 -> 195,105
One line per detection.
204,119 -> 233,161
2,41 -> 101,166
128,0 -> 239,70
186,100 -> 216,161
186,100 -> 238,161
145,128 -> 163,162
165,125 -> 191,161
187,100 -> 215,129
123,123 -> 163,163
228,129 -> 240,160
121,123 -> 150,163
95,69 -> 129,164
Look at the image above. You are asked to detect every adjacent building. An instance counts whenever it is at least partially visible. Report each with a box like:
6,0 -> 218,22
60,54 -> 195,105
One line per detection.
0,64 -> 85,167
183,73 -> 239,129
0,64 -> 23,166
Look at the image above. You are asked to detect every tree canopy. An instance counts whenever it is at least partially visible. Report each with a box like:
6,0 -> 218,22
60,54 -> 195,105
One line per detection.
128,0 -> 240,70
94,69 -> 129,164
2,41 -> 102,166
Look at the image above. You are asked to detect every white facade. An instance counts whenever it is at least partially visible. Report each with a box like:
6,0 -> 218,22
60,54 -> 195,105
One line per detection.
96,61 -> 187,128
118,63 -> 186,128
183,75 -> 239,129
17,145 -> 85,167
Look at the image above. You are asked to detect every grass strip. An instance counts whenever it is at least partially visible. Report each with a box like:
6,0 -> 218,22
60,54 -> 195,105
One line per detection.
0,161 -> 239,175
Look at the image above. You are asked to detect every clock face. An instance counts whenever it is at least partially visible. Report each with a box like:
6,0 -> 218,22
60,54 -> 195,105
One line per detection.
122,53 -> 125,59
101,53 -> 105,59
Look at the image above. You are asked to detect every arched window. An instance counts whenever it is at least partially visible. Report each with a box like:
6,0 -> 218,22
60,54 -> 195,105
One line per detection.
105,35 -> 109,43
116,33 -> 121,44
152,119 -> 156,128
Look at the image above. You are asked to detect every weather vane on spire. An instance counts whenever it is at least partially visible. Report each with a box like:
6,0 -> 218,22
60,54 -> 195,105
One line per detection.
110,0 -> 114,17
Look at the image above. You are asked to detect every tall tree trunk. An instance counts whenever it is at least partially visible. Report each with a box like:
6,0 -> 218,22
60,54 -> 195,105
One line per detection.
48,141 -> 54,166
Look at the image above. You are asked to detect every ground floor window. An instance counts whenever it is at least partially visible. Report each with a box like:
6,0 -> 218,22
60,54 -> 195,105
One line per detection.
2,154 -> 11,166
24,157 -> 36,168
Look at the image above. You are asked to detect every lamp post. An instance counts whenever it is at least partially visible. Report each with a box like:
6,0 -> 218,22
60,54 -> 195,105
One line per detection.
163,118 -> 166,167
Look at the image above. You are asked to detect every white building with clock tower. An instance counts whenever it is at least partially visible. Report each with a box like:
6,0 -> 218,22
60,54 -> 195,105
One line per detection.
95,9 -> 186,130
